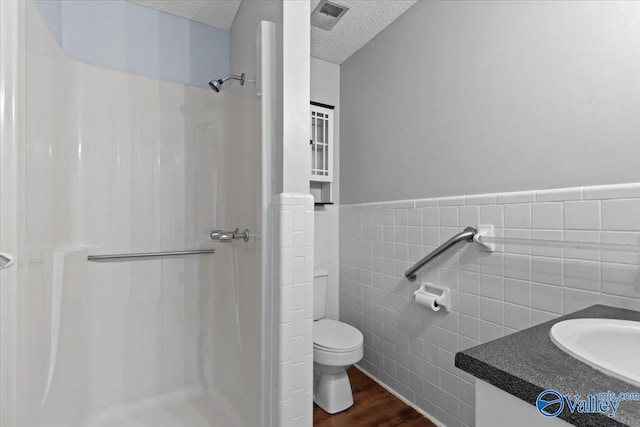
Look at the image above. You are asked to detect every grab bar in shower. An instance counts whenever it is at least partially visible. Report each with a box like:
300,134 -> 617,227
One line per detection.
210,228 -> 250,242
87,249 -> 215,262
405,227 -> 477,282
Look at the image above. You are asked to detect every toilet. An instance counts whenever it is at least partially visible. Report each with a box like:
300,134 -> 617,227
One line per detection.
313,270 -> 364,414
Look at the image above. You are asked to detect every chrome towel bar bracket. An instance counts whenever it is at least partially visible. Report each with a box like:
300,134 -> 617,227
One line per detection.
0,253 -> 15,270
405,227 -> 477,282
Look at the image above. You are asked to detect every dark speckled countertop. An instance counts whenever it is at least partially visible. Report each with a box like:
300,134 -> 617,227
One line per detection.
455,305 -> 640,427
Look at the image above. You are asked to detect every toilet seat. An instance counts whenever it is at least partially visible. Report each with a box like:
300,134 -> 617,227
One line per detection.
313,319 -> 363,352
314,345 -> 363,367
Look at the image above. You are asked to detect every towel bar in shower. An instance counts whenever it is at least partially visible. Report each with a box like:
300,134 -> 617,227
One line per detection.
405,227 -> 476,282
87,249 -> 215,262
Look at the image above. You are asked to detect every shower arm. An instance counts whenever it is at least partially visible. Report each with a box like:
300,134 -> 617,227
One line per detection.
220,74 -> 244,85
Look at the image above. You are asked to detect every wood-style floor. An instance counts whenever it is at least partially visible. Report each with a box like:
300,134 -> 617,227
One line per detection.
313,367 -> 437,427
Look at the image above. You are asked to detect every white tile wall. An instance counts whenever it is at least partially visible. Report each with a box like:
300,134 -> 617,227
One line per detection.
339,183 -> 640,427
314,205 -> 339,319
272,194 -> 314,427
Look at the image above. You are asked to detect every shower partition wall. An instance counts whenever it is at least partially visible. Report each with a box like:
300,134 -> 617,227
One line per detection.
0,2 -> 275,426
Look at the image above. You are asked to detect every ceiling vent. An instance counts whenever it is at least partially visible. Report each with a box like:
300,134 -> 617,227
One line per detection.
311,0 -> 350,31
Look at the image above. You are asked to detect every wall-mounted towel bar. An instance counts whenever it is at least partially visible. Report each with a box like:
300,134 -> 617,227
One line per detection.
88,249 -> 215,262
405,227 -> 476,282
405,226 -> 640,282
476,235 -> 640,253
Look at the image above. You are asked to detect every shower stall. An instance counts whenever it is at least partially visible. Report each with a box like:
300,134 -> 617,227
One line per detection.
0,1 -> 276,426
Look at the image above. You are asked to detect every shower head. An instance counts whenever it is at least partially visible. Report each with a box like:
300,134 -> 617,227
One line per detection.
208,73 -> 245,92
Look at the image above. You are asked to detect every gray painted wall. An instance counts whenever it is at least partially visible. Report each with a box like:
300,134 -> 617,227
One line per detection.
340,1 -> 640,204
311,57 -> 341,203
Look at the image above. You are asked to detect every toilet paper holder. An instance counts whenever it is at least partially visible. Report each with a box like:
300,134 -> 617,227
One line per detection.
413,283 -> 451,312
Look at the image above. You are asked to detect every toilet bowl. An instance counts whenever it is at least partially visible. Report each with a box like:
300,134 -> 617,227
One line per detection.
313,270 -> 364,414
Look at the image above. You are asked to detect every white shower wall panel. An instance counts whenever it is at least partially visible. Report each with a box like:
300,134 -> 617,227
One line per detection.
19,3 -> 262,426
72,64 -> 224,415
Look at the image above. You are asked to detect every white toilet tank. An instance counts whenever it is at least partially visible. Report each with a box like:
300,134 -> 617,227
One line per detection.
313,270 -> 328,321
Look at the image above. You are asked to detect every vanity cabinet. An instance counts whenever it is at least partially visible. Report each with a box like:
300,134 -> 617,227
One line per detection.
476,380 -> 571,427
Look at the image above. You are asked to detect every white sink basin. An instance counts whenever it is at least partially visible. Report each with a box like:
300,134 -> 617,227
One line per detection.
550,318 -> 640,387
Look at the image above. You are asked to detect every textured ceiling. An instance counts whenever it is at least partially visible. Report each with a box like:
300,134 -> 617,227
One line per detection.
311,0 -> 417,64
130,0 -> 418,64
130,0 -> 241,31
